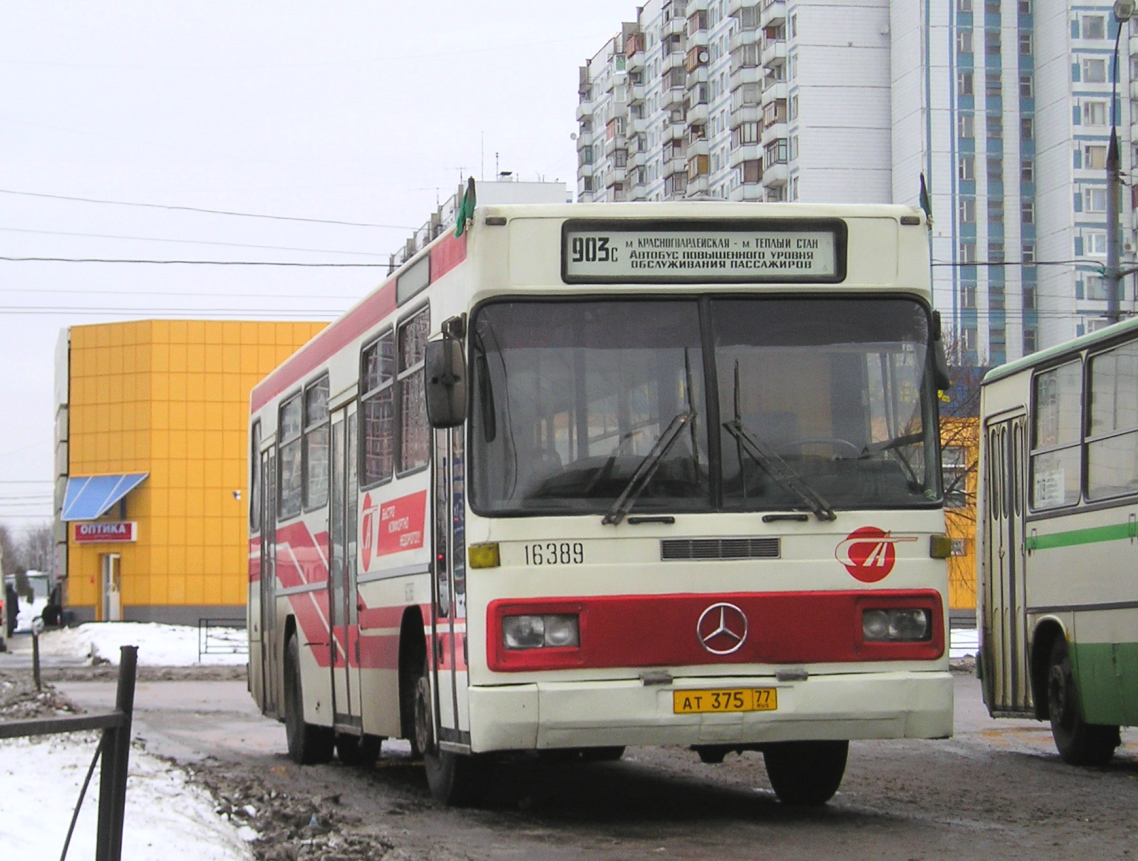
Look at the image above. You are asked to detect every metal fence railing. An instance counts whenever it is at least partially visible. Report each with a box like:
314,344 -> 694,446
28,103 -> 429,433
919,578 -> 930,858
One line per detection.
197,617 -> 247,662
0,646 -> 137,861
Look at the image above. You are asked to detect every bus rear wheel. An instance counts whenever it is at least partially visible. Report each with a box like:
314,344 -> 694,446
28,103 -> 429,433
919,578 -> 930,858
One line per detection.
413,659 -> 483,805
763,740 -> 848,806
1046,637 -> 1120,766
283,633 -> 334,765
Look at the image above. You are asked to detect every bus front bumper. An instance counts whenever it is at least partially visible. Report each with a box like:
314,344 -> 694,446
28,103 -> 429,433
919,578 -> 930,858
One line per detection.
467,670 -> 954,753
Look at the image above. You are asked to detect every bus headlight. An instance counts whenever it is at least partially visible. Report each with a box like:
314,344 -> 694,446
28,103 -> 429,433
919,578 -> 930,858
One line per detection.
503,614 -> 580,650
862,608 -> 932,642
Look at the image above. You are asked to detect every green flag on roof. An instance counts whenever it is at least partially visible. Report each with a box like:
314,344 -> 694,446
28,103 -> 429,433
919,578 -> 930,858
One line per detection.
454,177 -> 476,237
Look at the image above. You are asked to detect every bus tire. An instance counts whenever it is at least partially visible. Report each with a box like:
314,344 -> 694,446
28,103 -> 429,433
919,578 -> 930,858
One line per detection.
283,633 -> 334,765
763,740 -> 848,806
413,659 -> 482,805
336,732 -> 383,766
1046,637 -> 1120,766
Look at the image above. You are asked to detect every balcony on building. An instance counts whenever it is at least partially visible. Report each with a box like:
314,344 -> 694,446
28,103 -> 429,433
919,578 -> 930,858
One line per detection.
662,49 -> 685,75
660,15 -> 685,39
763,161 -> 788,186
663,148 -> 687,178
686,131 -> 710,158
760,0 -> 787,28
730,182 -> 764,201
761,79 -> 787,106
575,99 -> 593,122
729,143 -> 763,169
730,103 -> 762,129
606,166 -> 627,188
686,98 -> 709,126
727,0 -> 760,17
761,38 -> 786,70
761,98 -> 787,145
625,27 -> 646,67
604,133 -> 626,158
663,85 -> 687,111
629,81 -> 646,104
687,7 -> 710,47
730,27 -> 762,53
729,64 -> 762,93
663,120 -> 686,143
687,63 -> 710,87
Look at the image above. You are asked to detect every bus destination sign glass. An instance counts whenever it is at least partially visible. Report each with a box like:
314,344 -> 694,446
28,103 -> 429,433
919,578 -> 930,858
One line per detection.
561,219 -> 847,284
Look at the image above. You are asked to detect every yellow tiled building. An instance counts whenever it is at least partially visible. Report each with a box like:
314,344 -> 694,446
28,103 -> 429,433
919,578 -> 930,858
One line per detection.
55,320 -> 325,624
941,416 -> 980,614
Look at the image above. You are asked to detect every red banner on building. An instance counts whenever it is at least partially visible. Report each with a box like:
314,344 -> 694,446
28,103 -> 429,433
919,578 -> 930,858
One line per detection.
74,522 -> 137,543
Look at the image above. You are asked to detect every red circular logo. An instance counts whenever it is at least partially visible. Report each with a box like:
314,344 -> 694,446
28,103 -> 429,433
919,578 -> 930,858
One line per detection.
835,527 -> 914,583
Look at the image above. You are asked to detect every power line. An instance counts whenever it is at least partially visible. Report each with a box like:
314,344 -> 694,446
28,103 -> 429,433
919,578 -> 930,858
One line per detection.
0,188 -> 413,230
0,225 -> 388,257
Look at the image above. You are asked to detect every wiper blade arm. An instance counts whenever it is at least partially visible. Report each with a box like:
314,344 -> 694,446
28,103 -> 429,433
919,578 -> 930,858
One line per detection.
603,410 -> 694,526
723,419 -> 836,522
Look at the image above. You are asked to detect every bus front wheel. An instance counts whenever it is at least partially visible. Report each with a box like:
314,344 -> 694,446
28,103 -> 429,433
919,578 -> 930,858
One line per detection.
1046,637 -> 1120,766
763,740 -> 848,806
283,633 -> 334,765
413,659 -> 483,805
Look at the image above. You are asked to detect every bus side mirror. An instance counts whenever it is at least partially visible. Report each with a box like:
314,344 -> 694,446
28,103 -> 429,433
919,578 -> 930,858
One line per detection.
425,338 -> 467,428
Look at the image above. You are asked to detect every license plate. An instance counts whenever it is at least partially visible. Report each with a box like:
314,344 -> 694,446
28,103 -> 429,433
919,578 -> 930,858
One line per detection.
672,688 -> 778,714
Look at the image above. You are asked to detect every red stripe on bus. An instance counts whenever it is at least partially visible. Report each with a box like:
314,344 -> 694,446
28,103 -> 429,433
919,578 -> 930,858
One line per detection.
250,280 -> 397,412
275,522 -> 329,588
289,589 -> 332,668
430,231 -> 467,280
486,590 -> 944,672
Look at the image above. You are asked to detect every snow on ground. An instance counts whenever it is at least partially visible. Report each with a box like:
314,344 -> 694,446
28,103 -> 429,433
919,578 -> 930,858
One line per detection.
29,621 -> 248,666
0,733 -> 255,860
1,622 -> 253,859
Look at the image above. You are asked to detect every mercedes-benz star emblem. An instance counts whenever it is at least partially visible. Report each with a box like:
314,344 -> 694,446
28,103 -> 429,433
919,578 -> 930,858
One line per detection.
696,602 -> 748,655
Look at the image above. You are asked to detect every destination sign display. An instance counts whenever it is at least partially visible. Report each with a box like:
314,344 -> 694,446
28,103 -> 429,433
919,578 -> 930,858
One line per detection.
561,218 -> 846,284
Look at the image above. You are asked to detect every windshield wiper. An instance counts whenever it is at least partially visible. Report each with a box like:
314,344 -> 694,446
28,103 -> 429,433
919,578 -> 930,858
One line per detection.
602,410 -> 695,525
723,419 -> 837,522
860,431 -> 924,456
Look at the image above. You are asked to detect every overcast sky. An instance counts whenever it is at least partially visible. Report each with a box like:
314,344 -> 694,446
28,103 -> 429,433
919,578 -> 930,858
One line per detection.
0,2 -> 632,529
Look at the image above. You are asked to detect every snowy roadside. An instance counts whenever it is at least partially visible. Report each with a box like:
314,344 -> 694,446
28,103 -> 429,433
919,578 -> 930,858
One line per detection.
0,623 -> 255,861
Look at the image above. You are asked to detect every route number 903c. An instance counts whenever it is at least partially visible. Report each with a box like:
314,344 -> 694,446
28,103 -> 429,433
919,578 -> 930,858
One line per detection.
523,542 -> 584,565
570,235 -> 616,264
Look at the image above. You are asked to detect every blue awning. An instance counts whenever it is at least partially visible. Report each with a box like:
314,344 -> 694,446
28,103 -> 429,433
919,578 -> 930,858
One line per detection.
61,473 -> 148,521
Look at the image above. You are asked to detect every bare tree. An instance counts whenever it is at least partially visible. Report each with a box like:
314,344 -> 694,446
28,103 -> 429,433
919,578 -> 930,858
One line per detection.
18,522 -> 54,575
0,522 -> 16,576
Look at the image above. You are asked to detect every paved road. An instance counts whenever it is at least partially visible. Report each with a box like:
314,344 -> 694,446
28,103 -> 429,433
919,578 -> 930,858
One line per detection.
53,670 -> 1138,861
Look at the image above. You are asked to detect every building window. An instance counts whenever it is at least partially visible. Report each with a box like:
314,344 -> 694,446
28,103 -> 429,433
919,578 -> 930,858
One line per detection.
1019,32 -> 1033,56
960,241 -> 977,264
1085,231 -> 1108,256
1023,243 -> 1036,263
1021,117 -> 1034,140
988,156 -> 1003,183
987,113 -> 1003,139
1019,75 -> 1033,98
989,198 -> 1005,224
959,197 -> 976,223
986,72 -> 1001,98
1086,273 -> 1108,299
1023,286 -> 1036,309
279,394 -> 303,519
958,71 -> 974,96
1021,201 -> 1035,224
985,30 -> 1001,55
957,29 -> 973,53
1082,100 -> 1108,126
361,331 -> 396,486
1083,58 -> 1107,83
942,446 -> 969,508
1024,329 -> 1037,354
989,242 -> 1005,262
1084,144 -> 1108,169
1021,159 -> 1034,182
1019,0 -> 1031,13
961,282 -> 977,309
1082,15 -> 1106,40
1085,186 -> 1108,212
959,155 -> 975,182
958,113 -> 975,138
958,0 -> 971,11
962,327 -> 977,352
397,307 -> 431,474
303,376 -> 330,510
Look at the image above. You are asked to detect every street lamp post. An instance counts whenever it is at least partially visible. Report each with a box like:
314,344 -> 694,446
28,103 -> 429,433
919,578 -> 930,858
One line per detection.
1106,0 -> 1136,323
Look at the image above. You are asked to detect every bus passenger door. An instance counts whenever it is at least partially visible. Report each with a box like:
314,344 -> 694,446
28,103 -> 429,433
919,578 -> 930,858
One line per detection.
330,407 -> 363,730
260,449 -> 280,715
983,415 -> 1030,714
431,426 -> 470,748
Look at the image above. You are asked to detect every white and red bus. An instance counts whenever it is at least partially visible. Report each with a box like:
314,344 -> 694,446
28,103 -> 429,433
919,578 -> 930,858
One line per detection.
248,193 -> 955,806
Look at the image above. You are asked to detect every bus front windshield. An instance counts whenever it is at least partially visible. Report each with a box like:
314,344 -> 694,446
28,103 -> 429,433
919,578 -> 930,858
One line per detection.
469,297 -> 939,517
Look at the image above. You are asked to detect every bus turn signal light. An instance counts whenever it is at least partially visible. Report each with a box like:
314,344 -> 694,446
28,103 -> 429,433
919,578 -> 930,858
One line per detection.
469,543 -> 500,569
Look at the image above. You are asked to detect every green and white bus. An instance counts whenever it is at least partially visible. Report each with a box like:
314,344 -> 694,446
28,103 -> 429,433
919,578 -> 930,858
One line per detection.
979,317 -> 1138,764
